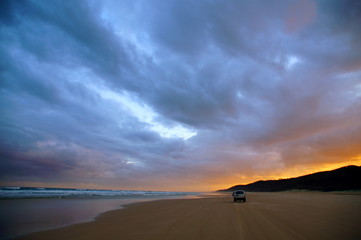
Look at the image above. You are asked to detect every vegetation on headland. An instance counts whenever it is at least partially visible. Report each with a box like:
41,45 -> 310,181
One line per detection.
220,165 -> 361,192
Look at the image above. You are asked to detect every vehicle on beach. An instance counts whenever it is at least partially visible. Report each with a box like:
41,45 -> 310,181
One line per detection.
232,190 -> 246,202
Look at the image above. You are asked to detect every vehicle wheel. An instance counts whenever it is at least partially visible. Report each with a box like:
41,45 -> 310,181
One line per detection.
234,198 -> 236,202
243,198 -> 246,202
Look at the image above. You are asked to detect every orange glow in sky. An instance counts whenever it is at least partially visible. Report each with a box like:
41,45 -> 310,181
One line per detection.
1,0 -> 361,192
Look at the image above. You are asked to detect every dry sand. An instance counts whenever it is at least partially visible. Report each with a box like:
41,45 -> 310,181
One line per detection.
15,192 -> 361,240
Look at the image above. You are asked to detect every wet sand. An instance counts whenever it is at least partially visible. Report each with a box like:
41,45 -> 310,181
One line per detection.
15,192 -> 361,240
1,197 -> 168,239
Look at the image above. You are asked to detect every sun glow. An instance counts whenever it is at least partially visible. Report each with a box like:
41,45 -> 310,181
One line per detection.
219,158 -> 361,191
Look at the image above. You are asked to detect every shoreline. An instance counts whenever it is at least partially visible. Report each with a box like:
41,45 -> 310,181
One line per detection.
13,192 -> 361,240
1,194 -> 202,240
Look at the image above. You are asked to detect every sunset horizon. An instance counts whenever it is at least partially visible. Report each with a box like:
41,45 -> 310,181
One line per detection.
1,163 -> 360,192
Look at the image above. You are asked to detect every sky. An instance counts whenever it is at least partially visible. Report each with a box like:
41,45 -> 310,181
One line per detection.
0,0 -> 360,191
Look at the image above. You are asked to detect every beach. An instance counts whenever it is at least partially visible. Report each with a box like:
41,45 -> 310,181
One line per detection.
14,192 -> 361,240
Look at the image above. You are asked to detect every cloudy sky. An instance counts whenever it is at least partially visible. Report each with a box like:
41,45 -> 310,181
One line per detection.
1,0 -> 360,191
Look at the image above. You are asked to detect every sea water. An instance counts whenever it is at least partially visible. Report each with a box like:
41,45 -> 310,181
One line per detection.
0,187 -> 190,199
0,187 -> 198,239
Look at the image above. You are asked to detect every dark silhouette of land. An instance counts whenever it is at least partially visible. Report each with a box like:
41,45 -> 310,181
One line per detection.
220,165 -> 361,192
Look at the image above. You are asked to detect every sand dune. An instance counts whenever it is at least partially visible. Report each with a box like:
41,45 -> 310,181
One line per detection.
15,192 -> 361,240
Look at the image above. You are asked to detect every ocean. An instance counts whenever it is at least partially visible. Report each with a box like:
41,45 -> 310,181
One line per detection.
0,187 -> 199,239
0,186 -> 191,199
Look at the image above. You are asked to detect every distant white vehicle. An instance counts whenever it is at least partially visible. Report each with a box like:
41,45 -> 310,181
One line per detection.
232,190 -> 246,202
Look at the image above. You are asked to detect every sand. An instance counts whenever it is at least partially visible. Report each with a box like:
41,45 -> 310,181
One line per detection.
15,192 -> 361,240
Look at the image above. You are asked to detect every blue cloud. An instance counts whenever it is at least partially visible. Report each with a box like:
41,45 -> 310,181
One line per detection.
1,0 -> 360,190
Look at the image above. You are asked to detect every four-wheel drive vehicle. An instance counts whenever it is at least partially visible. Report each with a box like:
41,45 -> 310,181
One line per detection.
232,190 -> 246,202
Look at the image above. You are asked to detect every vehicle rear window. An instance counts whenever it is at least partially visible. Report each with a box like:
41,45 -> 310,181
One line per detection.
235,191 -> 244,194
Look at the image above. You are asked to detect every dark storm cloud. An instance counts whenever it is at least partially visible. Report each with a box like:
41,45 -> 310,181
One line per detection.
1,0 -> 360,190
